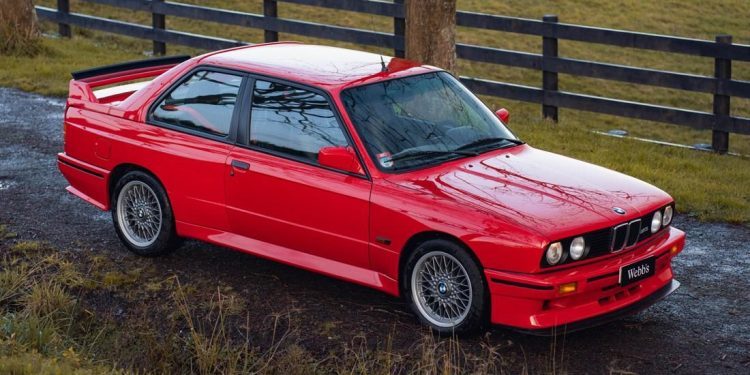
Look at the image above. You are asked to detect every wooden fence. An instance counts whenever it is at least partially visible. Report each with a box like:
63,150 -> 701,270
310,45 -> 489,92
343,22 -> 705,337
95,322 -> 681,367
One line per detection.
36,0 -> 750,152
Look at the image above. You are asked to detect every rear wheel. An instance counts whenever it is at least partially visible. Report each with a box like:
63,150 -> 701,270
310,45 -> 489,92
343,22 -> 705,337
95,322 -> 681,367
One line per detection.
404,239 -> 487,334
111,171 -> 180,256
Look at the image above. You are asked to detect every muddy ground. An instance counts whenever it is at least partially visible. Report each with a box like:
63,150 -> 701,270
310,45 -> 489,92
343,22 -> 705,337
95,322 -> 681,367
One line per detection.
0,87 -> 748,374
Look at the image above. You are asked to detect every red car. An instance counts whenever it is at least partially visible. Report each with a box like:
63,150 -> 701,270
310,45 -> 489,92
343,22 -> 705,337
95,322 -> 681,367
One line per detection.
59,43 -> 684,334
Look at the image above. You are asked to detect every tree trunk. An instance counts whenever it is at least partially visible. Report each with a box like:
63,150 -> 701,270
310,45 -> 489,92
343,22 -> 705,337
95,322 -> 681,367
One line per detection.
0,0 -> 40,55
405,0 -> 457,74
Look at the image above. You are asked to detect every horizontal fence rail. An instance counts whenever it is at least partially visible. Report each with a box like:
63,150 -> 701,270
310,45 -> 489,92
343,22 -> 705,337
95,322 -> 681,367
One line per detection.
455,44 -> 750,99
37,0 -> 750,152
460,78 -> 750,134
456,11 -> 750,61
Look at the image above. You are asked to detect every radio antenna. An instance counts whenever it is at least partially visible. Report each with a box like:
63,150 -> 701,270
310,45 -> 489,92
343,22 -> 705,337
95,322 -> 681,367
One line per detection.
380,55 -> 388,72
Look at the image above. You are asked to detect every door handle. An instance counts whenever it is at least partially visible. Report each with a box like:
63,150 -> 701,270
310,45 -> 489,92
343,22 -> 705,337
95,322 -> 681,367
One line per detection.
230,160 -> 250,171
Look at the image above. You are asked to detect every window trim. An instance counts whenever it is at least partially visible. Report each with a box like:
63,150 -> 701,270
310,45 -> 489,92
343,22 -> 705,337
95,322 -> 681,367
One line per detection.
146,66 -> 249,144
239,73 -> 371,180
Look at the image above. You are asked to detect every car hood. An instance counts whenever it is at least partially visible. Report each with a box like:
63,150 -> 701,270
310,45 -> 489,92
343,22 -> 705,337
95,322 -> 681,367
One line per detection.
386,145 -> 672,240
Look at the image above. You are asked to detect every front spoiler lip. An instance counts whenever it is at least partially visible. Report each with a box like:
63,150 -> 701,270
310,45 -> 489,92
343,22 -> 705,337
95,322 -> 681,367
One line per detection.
507,279 -> 681,336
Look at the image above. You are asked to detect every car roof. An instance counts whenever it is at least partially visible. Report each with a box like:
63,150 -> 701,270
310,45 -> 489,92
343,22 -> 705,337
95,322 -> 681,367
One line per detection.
197,42 -> 437,90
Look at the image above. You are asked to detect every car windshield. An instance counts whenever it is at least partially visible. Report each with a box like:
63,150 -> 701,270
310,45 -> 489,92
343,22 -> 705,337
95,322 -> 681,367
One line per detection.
340,72 -> 520,171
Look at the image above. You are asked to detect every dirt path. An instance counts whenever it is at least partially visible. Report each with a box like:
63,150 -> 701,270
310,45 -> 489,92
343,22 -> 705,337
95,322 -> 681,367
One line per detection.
1,87 -> 748,374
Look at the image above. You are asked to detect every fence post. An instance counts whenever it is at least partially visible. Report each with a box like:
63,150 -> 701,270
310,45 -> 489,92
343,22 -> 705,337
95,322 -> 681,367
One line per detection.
542,14 -> 559,122
393,0 -> 405,58
57,0 -> 71,37
152,0 -> 166,55
263,0 -> 278,43
712,35 -> 732,153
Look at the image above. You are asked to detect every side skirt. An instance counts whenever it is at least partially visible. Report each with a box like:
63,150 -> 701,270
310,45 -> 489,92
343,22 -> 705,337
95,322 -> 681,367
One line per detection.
175,221 -> 400,296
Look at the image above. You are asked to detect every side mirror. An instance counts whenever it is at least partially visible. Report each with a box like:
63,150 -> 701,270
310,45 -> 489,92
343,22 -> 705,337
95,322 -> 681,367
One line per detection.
495,108 -> 510,124
318,146 -> 364,175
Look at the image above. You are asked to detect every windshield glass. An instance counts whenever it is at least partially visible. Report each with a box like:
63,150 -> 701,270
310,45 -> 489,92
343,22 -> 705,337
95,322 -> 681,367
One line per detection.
341,72 -> 519,171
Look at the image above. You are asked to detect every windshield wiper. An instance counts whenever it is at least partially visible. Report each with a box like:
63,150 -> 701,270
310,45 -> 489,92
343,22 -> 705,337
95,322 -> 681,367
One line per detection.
455,137 -> 524,152
388,149 -> 478,164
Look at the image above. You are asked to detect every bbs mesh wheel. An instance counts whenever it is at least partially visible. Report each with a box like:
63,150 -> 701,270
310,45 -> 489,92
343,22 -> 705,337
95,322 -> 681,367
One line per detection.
403,238 -> 487,334
111,170 -> 180,256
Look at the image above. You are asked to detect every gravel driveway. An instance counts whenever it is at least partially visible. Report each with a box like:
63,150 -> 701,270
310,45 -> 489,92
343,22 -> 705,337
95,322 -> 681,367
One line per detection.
0,87 -> 748,374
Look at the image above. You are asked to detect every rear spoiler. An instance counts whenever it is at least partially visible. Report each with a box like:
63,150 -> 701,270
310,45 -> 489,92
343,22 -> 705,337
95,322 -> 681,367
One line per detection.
71,55 -> 190,80
69,55 -> 190,105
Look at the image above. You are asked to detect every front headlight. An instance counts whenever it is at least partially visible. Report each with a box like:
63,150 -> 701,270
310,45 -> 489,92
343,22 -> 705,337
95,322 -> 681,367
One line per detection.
546,242 -> 564,265
651,210 -> 663,233
569,236 -> 586,260
662,206 -> 673,227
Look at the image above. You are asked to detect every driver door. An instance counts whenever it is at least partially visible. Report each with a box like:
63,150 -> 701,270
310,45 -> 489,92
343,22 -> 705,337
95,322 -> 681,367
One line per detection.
224,78 -> 372,269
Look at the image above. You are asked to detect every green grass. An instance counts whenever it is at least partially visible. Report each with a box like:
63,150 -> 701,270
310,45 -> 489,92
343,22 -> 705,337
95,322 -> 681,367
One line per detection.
2,0 -> 749,223
0,36 -> 142,96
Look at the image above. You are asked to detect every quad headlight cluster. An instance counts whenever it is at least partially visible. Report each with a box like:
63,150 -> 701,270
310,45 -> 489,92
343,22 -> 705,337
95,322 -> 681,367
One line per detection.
545,236 -> 588,266
543,203 -> 675,267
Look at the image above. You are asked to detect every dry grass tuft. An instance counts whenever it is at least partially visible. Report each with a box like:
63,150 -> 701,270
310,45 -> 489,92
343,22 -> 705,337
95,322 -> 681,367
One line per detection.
0,351 -> 123,375
173,279 -> 258,374
22,280 -> 76,319
12,240 -> 49,253
44,255 -> 85,288
0,0 -> 41,56
0,225 -> 17,240
101,270 -> 139,289
0,263 -> 33,305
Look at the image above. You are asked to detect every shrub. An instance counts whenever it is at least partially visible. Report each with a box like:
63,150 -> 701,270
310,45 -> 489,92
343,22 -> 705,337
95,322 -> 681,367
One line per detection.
0,0 -> 41,56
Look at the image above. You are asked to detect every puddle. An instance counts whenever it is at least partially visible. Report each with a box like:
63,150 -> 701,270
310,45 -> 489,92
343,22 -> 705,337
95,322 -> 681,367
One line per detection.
0,180 -> 16,191
35,96 -> 65,107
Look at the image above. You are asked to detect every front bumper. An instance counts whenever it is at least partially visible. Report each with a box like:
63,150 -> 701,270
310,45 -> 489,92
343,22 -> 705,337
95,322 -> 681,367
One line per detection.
485,226 -> 685,332
515,279 -> 680,336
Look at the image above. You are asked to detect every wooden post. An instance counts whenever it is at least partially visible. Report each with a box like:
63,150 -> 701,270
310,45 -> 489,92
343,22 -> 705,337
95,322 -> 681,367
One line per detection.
542,15 -> 559,122
57,0 -> 70,37
404,0 -> 457,73
152,0 -> 166,55
393,0 -> 405,58
712,35 -> 732,153
263,0 -> 278,43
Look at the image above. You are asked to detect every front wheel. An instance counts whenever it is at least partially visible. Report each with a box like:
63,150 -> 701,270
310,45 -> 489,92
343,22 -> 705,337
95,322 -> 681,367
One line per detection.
111,171 -> 180,256
404,239 -> 487,334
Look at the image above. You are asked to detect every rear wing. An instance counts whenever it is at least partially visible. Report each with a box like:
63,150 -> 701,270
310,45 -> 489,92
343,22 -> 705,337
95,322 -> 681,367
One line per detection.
68,55 -> 190,105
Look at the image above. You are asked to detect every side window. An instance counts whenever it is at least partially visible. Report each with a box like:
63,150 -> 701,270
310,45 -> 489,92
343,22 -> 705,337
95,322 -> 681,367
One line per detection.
151,70 -> 242,137
249,80 -> 349,164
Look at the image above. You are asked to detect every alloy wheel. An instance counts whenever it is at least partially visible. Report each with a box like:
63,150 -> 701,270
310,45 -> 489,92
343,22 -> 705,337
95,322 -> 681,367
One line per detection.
116,180 -> 163,247
410,251 -> 473,328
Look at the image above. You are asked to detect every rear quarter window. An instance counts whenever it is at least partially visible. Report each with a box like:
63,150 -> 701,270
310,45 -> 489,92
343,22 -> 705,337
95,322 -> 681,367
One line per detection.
151,70 -> 242,137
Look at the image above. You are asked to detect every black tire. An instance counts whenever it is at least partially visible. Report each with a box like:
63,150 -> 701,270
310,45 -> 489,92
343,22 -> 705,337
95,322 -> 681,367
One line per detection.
111,170 -> 180,256
403,238 -> 488,335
